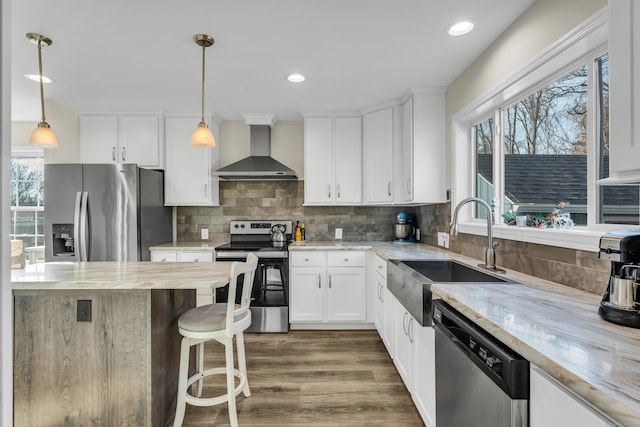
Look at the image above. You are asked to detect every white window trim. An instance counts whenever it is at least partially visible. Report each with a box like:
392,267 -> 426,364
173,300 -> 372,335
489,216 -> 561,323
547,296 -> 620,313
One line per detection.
451,8 -> 618,252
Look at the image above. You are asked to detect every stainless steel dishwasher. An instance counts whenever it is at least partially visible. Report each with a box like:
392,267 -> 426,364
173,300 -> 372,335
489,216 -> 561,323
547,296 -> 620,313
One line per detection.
433,299 -> 529,427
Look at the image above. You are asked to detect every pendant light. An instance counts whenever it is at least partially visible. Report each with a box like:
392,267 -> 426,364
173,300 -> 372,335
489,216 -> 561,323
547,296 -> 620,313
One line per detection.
26,33 -> 59,148
191,34 -> 215,148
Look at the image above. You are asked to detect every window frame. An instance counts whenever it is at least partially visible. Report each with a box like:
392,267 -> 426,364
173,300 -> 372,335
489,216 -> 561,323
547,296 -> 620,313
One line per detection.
451,10 -> 618,251
10,147 -> 45,249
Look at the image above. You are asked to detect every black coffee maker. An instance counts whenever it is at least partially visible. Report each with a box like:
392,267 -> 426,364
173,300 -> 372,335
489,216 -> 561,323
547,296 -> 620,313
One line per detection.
598,230 -> 640,328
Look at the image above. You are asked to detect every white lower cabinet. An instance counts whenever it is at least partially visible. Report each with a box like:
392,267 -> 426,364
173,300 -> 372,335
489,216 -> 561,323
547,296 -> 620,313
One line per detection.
386,291 -> 436,427
150,250 -> 214,306
290,251 -> 367,325
530,366 -> 613,427
392,293 -> 414,391
289,266 -> 324,322
413,324 -> 436,427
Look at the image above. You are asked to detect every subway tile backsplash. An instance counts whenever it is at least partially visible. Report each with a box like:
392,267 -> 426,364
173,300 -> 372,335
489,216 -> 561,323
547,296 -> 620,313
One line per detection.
177,181 -> 609,295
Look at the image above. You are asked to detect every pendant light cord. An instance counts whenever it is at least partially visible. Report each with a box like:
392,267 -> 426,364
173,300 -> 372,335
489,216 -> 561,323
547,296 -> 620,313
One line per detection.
201,43 -> 206,123
37,40 -> 46,123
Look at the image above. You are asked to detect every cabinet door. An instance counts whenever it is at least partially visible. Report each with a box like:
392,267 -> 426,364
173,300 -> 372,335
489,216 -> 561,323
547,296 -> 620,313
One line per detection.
399,97 -> 414,203
609,0 -> 640,179
374,275 -> 385,336
393,295 -> 414,391
178,251 -> 214,262
334,117 -> 362,204
79,115 -> 119,163
326,267 -> 366,322
119,115 -> 162,168
530,367 -> 612,427
304,117 -> 334,204
383,285 -> 395,356
413,325 -> 436,427
289,267 -> 324,322
363,107 -> 394,203
164,116 -> 219,206
150,251 -> 178,262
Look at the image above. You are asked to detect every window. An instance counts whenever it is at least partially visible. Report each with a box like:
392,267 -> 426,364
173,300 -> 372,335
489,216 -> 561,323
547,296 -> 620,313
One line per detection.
10,150 -> 45,250
452,14 -> 635,250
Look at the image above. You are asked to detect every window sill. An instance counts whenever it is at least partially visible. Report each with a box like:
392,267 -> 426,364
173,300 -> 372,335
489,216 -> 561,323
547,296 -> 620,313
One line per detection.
457,222 -> 603,252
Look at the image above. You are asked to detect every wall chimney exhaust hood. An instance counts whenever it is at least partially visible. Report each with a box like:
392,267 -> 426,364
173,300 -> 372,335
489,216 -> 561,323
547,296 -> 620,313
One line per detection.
215,115 -> 297,180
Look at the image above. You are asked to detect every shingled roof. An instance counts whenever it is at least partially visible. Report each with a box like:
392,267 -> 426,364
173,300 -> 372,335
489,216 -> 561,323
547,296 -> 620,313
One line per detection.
477,154 -> 637,207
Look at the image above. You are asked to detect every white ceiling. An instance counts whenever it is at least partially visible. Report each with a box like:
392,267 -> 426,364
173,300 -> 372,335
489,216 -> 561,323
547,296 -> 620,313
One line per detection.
11,0 -> 535,122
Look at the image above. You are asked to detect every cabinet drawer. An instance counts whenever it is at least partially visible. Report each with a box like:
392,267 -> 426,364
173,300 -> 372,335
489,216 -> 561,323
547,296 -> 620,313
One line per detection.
178,252 -> 214,262
372,254 -> 387,277
327,251 -> 366,267
150,251 -> 178,262
290,252 -> 326,267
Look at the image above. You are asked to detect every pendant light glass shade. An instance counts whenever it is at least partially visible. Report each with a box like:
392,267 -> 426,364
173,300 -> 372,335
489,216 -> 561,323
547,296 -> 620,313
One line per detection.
26,33 -> 59,148
191,121 -> 215,148
29,122 -> 60,148
191,34 -> 215,148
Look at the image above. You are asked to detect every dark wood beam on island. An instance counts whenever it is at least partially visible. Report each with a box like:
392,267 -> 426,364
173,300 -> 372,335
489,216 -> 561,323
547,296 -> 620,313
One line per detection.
12,261 -> 231,427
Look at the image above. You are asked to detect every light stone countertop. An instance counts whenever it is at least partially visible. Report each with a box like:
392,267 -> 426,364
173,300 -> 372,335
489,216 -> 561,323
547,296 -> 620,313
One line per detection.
148,241 -> 224,252
11,261 -> 231,290
291,240 -> 636,426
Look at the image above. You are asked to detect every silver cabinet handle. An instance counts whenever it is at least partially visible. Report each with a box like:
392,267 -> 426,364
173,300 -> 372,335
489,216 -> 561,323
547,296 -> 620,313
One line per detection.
344,258 -> 349,262
161,257 -> 166,262
328,185 -> 331,199
408,318 -> 414,343
328,274 -> 332,288
318,274 -> 321,289
121,146 -> 126,162
305,258 -> 310,262
203,184 -> 208,199
112,146 -> 116,162
402,312 -> 408,335
387,182 -> 391,196
407,178 -> 411,195
337,184 -> 341,199
193,259 -> 199,262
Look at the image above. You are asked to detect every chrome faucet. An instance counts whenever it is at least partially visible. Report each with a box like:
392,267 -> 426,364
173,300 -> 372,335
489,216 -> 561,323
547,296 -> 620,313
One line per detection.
449,197 -> 505,273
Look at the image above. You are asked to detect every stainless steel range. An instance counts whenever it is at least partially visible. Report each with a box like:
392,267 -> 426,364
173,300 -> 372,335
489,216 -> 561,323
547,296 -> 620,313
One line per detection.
215,220 -> 292,333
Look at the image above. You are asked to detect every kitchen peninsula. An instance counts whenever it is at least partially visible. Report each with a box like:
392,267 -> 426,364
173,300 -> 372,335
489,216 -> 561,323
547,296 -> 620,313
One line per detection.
12,261 -> 231,427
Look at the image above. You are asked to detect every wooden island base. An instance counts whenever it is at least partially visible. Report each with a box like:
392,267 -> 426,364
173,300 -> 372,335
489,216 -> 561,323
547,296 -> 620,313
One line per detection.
14,288 -> 195,427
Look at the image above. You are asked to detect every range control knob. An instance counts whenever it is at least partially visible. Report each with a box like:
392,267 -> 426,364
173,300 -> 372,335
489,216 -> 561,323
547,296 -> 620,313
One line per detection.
240,224 -> 246,228
234,224 -> 240,229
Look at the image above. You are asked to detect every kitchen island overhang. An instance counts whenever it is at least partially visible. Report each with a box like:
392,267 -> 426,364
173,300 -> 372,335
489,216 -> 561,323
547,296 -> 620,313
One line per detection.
12,261 -> 231,427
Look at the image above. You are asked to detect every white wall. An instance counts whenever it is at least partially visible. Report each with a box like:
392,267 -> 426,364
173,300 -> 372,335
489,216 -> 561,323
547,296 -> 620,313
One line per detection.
1,0 -> 12,424
444,0 -> 608,187
12,101 -> 79,163
219,120 -> 304,178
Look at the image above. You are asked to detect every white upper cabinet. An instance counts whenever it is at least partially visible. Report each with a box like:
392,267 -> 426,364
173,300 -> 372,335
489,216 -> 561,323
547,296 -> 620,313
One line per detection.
164,115 -> 220,206
79,114 -> 163,169
396,92 -> 446,204
304,116 -> 362,205
363,106 -> 396,203
608,0 -> 640,182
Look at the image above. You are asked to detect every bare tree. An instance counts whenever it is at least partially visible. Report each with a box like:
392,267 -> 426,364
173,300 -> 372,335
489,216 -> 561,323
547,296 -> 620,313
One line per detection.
503,66 -> 588,155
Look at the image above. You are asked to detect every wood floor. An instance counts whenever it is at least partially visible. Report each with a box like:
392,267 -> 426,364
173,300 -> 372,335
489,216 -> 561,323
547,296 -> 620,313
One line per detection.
181,330 -> 425,426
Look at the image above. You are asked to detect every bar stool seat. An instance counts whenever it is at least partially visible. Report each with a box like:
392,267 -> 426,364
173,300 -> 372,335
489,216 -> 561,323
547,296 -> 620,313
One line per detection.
173,253 -> 258,427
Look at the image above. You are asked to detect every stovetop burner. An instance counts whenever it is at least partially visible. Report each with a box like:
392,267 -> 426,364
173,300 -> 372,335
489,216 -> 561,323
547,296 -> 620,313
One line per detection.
214,219 -> 293,259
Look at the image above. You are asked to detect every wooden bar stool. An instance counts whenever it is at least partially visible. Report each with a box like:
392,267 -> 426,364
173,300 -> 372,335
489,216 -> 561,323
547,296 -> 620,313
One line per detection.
173,253 -> 258,427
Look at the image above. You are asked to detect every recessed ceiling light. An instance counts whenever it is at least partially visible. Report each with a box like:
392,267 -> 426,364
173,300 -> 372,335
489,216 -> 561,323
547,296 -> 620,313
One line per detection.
447,20 -> 475,37
25,73 -> 53,83
287,73 -> 305,83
